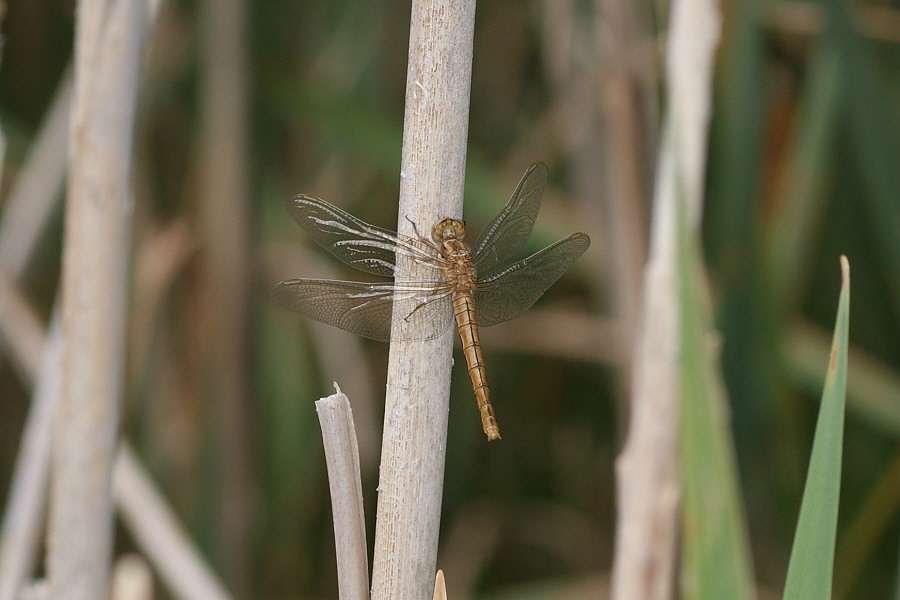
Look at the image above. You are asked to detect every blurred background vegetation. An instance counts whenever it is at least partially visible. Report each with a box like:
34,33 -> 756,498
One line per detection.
1,0 -> 899,598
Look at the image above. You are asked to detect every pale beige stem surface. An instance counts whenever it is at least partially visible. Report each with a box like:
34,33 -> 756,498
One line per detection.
0,310 -> 62,600
47,0 -> 146,598
610,0 -> 720,597
316,387 -> 369,600
371,0 -> 476,598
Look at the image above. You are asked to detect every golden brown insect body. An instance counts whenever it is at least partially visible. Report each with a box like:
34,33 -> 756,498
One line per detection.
432,218 -> 501,440
271,162 -> 592,441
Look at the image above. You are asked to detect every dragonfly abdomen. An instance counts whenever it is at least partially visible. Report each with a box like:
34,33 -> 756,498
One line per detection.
452,291 -> 501,441
274,164 -> 591,441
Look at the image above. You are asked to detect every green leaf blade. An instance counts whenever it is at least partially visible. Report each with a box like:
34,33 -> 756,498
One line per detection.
782,256 -> 851,600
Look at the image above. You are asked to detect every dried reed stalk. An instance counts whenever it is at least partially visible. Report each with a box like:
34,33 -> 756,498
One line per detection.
610,0 -> 720,597
0,309 -> 61,600
370,0 -> 477,598
46,0 -> 146,597
316,387 -> 369,600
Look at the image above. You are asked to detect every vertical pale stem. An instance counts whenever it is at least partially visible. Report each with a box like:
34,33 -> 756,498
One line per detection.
371,1 -> 476,598
0,310 -> 62,600
610,0 -> 720,596
611,130 -> 680,600
316,389 -> 369,600
48,0 -> 145,598
196,0 -> 252,589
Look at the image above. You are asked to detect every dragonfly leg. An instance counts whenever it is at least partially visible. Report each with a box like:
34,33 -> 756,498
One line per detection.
404,214 -> 427,241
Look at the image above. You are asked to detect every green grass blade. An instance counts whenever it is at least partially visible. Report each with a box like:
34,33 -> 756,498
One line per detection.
678,203 -> 756,600
782,256 -> 851,600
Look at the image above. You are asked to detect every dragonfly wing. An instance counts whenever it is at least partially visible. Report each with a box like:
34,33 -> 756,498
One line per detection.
473,232 -> 590,327
286,195 -> 443,278
471,163 -> 547,270
270,279 -> 454,342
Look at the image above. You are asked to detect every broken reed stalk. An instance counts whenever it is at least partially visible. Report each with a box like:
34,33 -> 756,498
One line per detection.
316,388 -> 369,600
370,0 -> 477,598
46,0 -> 145,598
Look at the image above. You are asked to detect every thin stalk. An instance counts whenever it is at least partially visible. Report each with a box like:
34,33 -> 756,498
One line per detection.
46,0 -> 145,597
196,0 -> 252,588
370,0 -> 476,598
610,0 -> 720,596
316,387 -> 369,600
0,307 -> 61,600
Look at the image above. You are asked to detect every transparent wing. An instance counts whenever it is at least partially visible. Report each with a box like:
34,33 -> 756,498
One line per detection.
286,195 -> 444,278
472,232 -> 590,327
269,278 -> 454,342
471,163 -> 547,270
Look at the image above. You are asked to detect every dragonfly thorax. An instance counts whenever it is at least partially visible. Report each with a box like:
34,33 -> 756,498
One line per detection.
432,218 -> 466,242
272,162 -> 591,441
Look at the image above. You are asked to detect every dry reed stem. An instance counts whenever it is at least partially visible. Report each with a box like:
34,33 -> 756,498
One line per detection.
0,71 -> 72,278
0,276 -> 234,599
0,70 -> 69,600
610,0 -> 720,597
47,0 -> 146,597
371,0 -> 476,597
0,3 -> 215,598
316,387 -> 369,600
0,313 -> 63,600
0,300 -> 233,600
195,0 -> 252,585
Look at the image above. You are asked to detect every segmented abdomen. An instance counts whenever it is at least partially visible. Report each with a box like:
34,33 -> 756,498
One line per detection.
452,291 -> 500,441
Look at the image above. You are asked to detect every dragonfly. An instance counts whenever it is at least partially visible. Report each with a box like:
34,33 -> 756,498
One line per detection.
270,162 -> 590,441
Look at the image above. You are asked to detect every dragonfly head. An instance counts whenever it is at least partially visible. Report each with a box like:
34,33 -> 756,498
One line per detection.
432,218 -> 466,242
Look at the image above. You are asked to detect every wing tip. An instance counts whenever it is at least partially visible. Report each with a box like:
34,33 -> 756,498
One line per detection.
562,232 -> 592,259
525,162 -> 549,187
572,231 -> 591,248
529,161 -> 549,176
